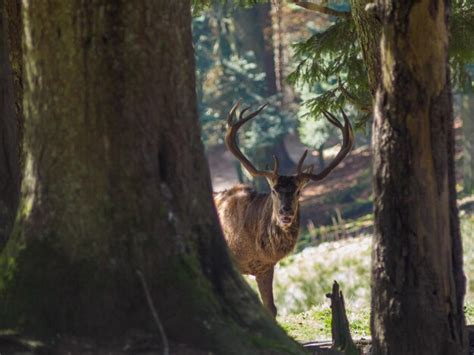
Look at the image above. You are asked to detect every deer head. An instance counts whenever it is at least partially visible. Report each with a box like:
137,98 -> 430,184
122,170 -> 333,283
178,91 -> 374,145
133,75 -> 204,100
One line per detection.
225,101 -> 354,229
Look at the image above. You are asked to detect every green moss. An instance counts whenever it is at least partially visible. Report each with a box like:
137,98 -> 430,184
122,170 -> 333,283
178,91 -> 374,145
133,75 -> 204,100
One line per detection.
249,333 -> 304,354
279,306 -> 332,342
0,232 -> 110,337
279,304 -> 370,342
465,303 -> 474,324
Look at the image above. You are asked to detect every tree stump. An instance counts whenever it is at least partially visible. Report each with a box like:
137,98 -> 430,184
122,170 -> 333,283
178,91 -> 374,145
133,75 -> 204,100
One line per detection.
326,281 -> 359,355
303,281 -> 360,355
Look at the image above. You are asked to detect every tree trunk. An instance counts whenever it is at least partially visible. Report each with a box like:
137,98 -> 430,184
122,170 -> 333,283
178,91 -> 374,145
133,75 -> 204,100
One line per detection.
0,0 -> 22,249
349,0 -> 382,99
371,1 -> 467,354
233,3 -> 277,96
0,1 -> 303,353
462,92 -> 474,194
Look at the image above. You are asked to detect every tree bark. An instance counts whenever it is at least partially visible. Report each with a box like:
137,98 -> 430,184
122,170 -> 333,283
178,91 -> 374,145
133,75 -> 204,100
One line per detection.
371,1 -> 467,354
0,1 -> 303,353
0,0 -> 22,249
349,0 -> 382,99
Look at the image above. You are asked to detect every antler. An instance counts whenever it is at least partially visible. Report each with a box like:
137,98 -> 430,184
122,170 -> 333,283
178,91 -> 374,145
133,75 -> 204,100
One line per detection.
297,109 -> 354,181
225,101 -> 279,179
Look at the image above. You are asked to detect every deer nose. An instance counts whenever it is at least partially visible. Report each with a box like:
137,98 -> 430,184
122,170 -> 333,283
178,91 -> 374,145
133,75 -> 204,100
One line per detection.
280,206 -> 292,214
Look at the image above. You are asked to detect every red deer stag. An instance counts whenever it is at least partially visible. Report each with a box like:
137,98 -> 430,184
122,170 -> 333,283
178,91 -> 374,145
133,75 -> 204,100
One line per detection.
214,102 -> 354,318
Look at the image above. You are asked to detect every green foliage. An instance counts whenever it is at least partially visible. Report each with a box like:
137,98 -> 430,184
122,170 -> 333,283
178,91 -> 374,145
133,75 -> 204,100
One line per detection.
297,87 -> 339,149
451,0 -> 474,91
288,9 -> 371,129
289,0 -> 474,122
466,303 -> 474,324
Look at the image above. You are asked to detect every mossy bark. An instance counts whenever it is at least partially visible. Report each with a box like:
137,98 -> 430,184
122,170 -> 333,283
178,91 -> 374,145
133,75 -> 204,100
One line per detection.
0,1 -> 303,353
371,0 -> 467,354
349,0 -> 382,99
0,0 -> 22,249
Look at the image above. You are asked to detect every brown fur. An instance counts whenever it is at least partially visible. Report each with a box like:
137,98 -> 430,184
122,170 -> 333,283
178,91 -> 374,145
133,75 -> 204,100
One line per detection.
214,178 -> 306,317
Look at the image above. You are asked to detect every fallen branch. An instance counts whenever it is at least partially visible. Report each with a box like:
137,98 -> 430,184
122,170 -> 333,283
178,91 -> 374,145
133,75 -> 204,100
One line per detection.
137,270 -> 170,355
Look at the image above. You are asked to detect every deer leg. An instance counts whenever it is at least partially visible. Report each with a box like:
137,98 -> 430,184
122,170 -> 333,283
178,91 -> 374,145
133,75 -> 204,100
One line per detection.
256,267 -> 277,318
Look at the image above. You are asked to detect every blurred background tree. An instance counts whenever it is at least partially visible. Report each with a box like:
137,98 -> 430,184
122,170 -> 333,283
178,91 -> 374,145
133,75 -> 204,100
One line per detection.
194,1 -> 298,191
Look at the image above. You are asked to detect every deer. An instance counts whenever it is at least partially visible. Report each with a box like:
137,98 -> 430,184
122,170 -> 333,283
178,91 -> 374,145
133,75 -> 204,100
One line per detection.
214,101 -> 354,318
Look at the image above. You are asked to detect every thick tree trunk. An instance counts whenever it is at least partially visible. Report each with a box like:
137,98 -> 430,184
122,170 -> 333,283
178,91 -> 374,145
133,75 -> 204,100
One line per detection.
371,1 -> 467,354
462,92 -> 474,193
0,0 -> 22,249
0,1 -> 303,353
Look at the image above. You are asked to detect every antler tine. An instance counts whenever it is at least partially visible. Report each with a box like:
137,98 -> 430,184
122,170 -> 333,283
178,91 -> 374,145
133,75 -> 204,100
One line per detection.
272,155 -> 280,175
322,110 -> 343,129
296,149 -> 308,175
227,100 -> 241,126
225,101 -> 278,180
239,107 -> 251,120
339,108 -> 354,145
230,103 -> 268,132
300,109 -> 354,182
241,103 -> 267,122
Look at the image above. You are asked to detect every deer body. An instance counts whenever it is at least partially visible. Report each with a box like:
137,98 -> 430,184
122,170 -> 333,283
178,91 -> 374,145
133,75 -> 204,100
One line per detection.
216,102 -> 354,318
215,184 -> 299,275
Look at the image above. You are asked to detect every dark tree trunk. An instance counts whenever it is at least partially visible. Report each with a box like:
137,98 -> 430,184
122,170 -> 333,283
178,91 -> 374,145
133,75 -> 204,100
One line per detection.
0,0 -> 22,249
0,1 -> 303,353
371,1 -> 467,354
